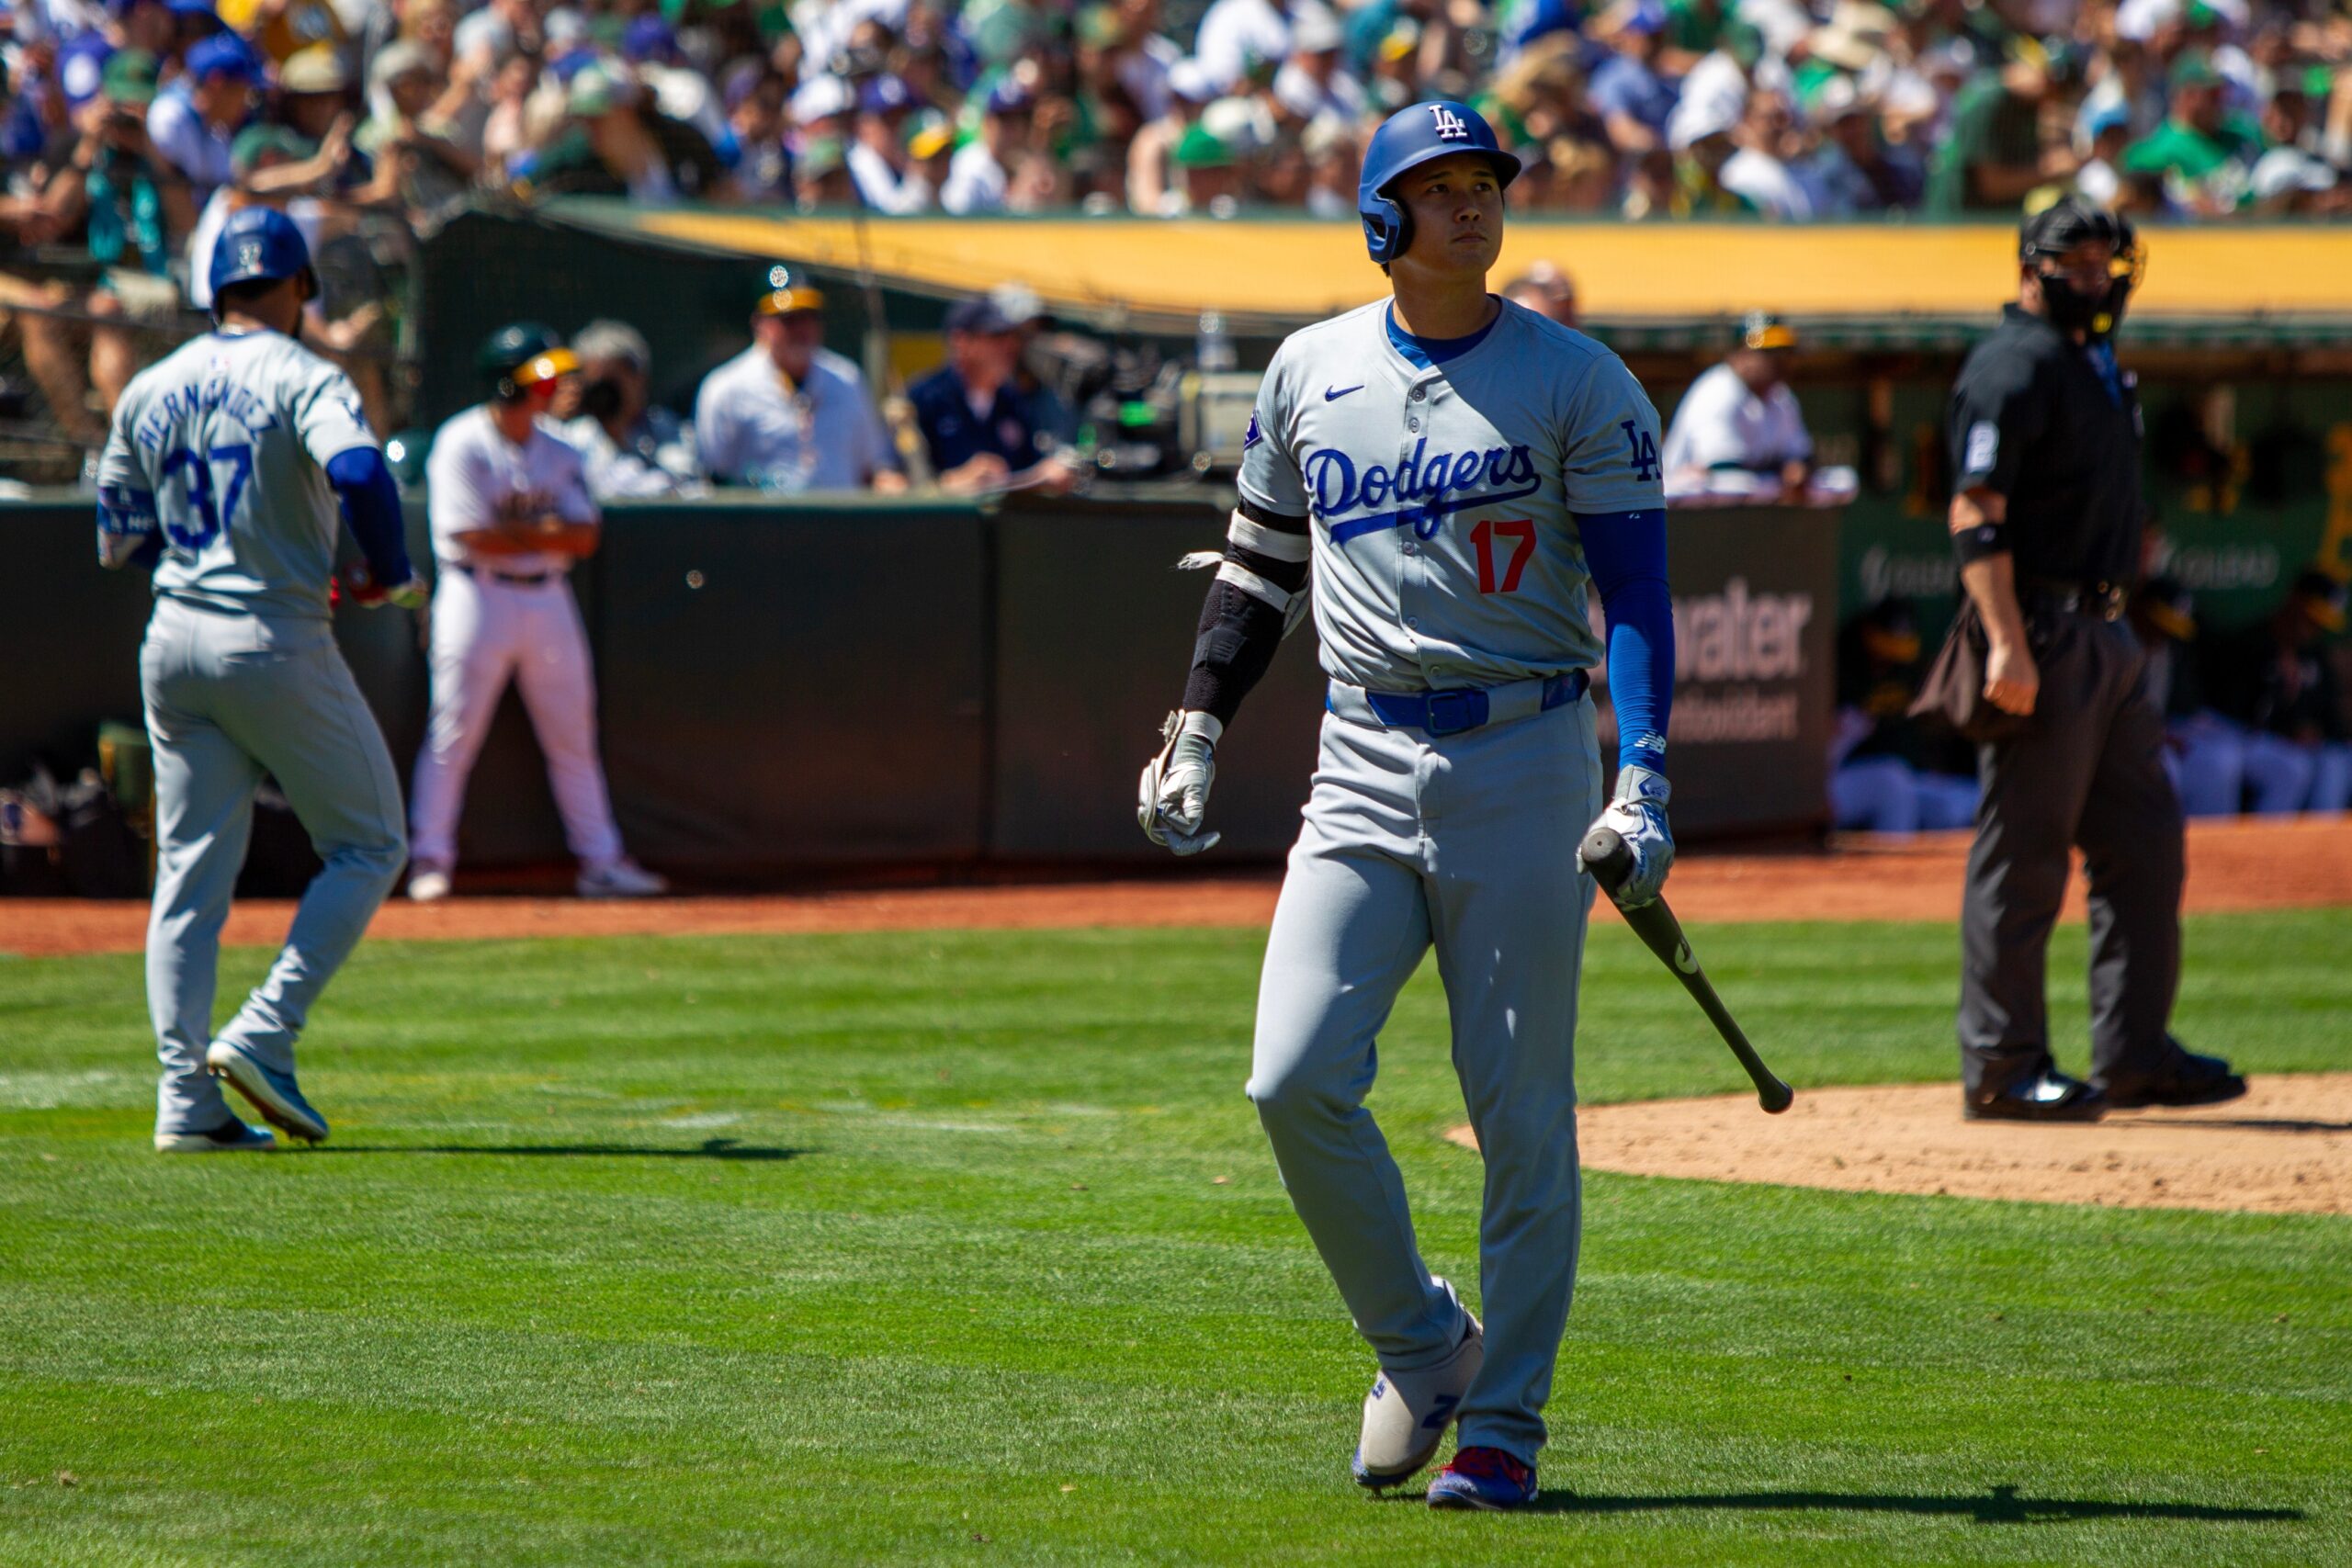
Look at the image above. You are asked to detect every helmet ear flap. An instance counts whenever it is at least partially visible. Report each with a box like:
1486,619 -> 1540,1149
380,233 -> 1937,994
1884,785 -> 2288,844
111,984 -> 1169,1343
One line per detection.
1363,194 -> 1409,265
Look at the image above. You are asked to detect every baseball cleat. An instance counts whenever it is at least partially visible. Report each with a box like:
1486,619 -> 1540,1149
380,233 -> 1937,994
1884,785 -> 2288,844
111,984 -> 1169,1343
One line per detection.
1964,1069 -> 2105,1122
406,864 -> 453,902
205,1041 -> 329,1144
577,858 -> 667,898
2098,1049 -> 2246,1110
1352,1279 -> 1484,1489
1426,1446 -> 1537,1510
153,1117 -> 277,1154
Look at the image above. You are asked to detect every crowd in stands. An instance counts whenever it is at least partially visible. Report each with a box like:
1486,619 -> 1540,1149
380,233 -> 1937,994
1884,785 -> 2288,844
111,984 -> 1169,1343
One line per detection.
7,0 -> 2352,284
4,0 -> 2351,459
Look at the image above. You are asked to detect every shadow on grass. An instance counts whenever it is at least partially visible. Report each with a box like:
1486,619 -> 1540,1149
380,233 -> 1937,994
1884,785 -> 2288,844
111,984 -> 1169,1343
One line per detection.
1519,1483 -> 2301,1523
318,1138 -> 807,1162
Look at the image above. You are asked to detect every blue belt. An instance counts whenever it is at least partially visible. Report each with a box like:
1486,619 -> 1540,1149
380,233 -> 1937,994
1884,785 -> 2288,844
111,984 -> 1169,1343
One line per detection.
1337,670 -> 1589,738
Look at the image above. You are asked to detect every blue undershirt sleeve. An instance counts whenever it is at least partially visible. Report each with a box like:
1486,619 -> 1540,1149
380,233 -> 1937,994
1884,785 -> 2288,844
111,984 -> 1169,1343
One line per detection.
1578,507 -> 1673,773
325,446 -> 413,585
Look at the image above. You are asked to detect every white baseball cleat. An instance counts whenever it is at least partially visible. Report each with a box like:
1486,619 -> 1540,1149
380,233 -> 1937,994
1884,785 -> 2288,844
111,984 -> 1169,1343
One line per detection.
577,858 -> 668,898
406,864 -> 453,903
1352,1278 -> 1485,1489
154,1118 -> 277,1154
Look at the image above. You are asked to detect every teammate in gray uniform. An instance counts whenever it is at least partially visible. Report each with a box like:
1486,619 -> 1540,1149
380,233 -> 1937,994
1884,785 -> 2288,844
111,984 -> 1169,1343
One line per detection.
1139,100 -> 1679,1510
98,207 -> 422,1153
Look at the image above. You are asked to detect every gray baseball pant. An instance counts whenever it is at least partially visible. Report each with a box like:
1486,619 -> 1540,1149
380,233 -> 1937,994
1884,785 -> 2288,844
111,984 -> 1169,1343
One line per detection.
1248,693 -> 1600,1467
141,599 -> 407,1134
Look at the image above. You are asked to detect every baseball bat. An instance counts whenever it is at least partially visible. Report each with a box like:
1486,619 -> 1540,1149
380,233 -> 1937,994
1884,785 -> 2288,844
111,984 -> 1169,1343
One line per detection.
1579,826 -> 1793,1114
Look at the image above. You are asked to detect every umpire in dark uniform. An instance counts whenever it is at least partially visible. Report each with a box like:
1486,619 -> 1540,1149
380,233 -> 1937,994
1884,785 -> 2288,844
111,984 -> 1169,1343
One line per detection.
1945,197 -> 2245,1121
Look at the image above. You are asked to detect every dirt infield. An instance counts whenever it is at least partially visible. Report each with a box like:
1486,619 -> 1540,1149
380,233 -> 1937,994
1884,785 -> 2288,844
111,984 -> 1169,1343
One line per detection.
7,817 -> 2346,1214
1446,1075 -> 2352,1215
1,816 -> 2346,959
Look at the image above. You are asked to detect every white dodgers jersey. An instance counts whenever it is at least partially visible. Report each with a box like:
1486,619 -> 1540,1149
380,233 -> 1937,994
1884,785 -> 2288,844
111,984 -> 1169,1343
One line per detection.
1238,298 -> 1664,691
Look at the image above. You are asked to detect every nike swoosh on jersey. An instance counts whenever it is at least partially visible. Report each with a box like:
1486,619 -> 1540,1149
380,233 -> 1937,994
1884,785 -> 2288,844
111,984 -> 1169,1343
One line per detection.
1324,385 -> 1364,401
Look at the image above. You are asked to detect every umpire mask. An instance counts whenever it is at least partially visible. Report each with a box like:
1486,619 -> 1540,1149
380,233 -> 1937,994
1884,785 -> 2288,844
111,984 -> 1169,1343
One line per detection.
2021,198 -> 2143,342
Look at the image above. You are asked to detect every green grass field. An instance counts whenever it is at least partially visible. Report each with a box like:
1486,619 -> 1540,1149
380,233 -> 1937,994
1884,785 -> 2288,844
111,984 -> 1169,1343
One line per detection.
2,909 -> 2346,1565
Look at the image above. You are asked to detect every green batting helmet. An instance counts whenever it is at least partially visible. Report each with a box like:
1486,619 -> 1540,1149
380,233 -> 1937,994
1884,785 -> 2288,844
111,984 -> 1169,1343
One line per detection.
478,321 -> 579,402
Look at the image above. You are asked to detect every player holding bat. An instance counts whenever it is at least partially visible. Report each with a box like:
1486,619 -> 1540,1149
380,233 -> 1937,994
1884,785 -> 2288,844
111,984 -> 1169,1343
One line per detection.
1136,100 -> 1675,1510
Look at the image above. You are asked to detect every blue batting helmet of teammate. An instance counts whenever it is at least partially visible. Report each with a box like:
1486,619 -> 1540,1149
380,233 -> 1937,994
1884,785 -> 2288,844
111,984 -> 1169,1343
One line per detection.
1358,100 -> 1522,266
208,206 -> 317,312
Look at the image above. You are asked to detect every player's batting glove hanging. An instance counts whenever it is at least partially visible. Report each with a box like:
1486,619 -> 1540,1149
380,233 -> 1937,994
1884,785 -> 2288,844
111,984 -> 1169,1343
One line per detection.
1138,709 -> 1222,856
1593,764 -> 1674,908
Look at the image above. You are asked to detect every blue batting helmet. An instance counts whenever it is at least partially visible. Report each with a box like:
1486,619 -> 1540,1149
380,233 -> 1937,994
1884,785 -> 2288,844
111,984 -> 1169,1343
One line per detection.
208,206 -> 316,310
1358,100 -> 1521,266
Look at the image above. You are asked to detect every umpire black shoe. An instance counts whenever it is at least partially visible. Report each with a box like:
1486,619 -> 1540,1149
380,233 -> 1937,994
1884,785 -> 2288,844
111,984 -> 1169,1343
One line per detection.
2097,1051 -> 2247,1110
1964,1070 -> 2107,1122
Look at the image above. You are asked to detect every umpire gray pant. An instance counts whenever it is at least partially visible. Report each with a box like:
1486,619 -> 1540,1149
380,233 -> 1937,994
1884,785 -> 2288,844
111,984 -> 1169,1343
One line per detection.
1959,612 -> 2184,1096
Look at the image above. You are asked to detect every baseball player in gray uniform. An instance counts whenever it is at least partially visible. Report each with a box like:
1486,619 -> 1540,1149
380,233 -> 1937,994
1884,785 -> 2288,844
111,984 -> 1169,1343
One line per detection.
1138,101 -> 1679,1509
98,207 -> 422,1153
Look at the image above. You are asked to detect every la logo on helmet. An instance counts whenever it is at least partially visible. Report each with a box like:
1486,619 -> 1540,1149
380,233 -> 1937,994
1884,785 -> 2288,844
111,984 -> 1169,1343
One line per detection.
1430,105 -> 1469,141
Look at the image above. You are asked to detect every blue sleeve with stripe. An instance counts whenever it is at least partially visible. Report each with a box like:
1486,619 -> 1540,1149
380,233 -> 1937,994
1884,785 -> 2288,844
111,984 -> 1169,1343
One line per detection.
1578,507 -> 1673,773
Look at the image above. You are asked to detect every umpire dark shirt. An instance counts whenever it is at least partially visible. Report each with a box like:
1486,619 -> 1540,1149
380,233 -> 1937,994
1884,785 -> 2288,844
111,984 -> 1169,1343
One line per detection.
908,366 -> 1055,475
1948,304 -> 2143,591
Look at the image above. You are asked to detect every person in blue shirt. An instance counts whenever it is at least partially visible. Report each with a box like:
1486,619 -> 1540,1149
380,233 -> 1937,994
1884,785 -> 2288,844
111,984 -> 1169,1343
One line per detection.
1587,0 -> 1679,157
906,296 -> 1080,493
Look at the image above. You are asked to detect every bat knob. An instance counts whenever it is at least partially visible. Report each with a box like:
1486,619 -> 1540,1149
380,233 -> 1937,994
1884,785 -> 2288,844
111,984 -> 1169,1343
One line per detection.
1579,825 -> 1634,894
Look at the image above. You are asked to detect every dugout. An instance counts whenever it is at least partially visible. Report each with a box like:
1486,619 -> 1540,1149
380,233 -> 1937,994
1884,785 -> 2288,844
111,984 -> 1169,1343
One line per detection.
9,211 -> 2350,881
3,492 -> 1832,878
412,204 -> 2352,637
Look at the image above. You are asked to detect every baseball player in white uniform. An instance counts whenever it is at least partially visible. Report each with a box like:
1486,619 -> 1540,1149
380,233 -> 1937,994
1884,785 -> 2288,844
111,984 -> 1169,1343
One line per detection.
1659,311 -> 1815,497
1138,100 -> 1679,1510
100,207 -> 423,1152
404,322 -> 666,902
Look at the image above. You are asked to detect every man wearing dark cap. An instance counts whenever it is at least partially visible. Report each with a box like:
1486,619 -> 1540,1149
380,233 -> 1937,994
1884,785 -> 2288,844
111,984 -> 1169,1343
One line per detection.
1941,195 -> 2245,1122
1659,310 -> 1814,500
940,78 -> 1031,213
693,269 -> 904,491
907,295 -> 1080,494
847,73 -> 926,213
2120,51 -> 2260,214
146,28 -> 256,198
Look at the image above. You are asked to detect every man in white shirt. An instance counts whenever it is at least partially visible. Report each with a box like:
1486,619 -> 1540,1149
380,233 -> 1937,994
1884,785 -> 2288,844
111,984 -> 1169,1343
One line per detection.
1272,6 -> 1364,123
846,73 -> 930,213
941,77 -> 1031,214
146,29 -> 257,199
1660,311 -> 1815,498
557,319 -> 703,499
693,274 -> 906,491
1193,0 -> 1304,94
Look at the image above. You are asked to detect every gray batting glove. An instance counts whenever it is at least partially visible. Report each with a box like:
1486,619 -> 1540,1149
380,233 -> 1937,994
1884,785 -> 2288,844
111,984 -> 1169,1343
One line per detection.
1138,709 -> 1222,856
1593,763 -> 1672,907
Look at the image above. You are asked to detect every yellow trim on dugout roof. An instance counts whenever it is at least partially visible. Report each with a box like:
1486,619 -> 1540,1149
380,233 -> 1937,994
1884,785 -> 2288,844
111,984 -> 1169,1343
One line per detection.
630,212 -> 2352,321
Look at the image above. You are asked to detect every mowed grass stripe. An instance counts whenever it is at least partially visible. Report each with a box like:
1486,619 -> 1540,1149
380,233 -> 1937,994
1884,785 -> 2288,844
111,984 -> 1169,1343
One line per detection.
0,911 -> 2345,1565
